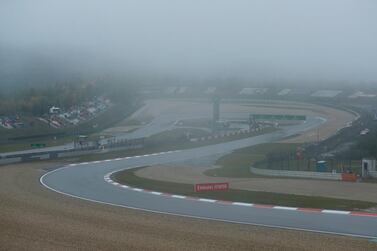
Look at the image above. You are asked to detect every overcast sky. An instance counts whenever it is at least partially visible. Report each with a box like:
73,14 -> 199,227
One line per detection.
1,0 -> 377,85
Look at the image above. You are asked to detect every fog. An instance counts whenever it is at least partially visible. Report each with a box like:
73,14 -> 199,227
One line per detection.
1,0 -> 377,87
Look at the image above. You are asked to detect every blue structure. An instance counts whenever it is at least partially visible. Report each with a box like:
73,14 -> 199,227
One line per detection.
316,160 -> 327,172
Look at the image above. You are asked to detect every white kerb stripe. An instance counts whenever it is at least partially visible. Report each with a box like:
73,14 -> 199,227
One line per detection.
151,191 -> 162,195
274,206 -> 298,211
132,188 -> 143,192
198,198 -> 217,203
322,210 -> 351,215
171,195 -> 186,199
233,202 -> 253,207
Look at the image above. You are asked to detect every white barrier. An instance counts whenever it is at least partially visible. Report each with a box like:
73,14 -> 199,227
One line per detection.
250,166 -> 342,180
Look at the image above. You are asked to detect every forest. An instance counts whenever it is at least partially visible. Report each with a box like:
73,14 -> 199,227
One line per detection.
0,81 -> 139,116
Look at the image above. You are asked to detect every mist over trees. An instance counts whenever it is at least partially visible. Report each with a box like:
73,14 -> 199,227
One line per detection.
0,80 -> 139,116
0,83 -> 94,115
1,0 -> 377,89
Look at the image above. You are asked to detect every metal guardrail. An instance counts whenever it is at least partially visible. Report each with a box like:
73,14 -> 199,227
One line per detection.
250,166 -> 342,180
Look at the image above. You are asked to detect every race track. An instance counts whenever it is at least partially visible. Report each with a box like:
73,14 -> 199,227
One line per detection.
40,117 -> 377,238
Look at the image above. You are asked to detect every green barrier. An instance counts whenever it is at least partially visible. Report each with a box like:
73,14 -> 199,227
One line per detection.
252,114 -> 306,121
31,143 -> 46,148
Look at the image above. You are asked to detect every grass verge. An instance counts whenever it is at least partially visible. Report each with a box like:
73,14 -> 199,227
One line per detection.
206,142 -> 363,177
146,127 -> 277,151
205,143 -> 299,178
74,127 -> 276,162
0,136 -> 75,153
112,167 -> 376,211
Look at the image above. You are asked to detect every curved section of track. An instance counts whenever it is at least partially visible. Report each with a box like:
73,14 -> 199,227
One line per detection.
40,117 -> 377,238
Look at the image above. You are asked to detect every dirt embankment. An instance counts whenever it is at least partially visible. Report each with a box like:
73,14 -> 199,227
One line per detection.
1,161 -> 376,250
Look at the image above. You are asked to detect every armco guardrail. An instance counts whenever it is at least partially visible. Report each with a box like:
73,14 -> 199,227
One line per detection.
250,166 -> 342,180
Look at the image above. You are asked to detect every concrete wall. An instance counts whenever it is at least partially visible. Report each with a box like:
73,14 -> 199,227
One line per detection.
0,142 -> 145,166
370,171 -> 377,178
0,157 -> 22,165
250,166 -> 342,180
27,154 -> 50,160
57,150 -> 100,158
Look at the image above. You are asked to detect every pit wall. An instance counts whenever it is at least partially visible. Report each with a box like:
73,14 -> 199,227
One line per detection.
249,166 -> 342,180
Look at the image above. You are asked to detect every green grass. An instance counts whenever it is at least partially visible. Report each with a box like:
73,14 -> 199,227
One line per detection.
112,167 -> 376,211
176,118 -> 211,128
206,143 -> 299,178
0,120 -> 60,143
206,155 -> 265,178
147,128 -> 209,145
73,127 -> 277,162
157,127 -> 277,150
0,136 -> 75,153
115,114 -> 154,127
206,142 -> 364,178
75,147 -> 165,162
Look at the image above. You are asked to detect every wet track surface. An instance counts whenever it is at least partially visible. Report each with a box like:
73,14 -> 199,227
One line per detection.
40,117 -> 377,238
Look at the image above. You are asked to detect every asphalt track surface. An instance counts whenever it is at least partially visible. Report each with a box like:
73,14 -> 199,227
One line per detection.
41,117 -> 377,239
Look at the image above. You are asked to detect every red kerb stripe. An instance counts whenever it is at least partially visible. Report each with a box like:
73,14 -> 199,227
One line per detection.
350,212 -> 377,217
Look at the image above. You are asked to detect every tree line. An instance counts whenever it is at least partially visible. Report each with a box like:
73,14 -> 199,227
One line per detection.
0,81 -> 139,116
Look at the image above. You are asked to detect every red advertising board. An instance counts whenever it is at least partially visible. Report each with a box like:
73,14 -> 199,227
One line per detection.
341,173 -> 357,182
194,182 -> 229,192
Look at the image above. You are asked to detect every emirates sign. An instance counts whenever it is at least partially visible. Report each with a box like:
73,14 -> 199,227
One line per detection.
194,182 -> 229,192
